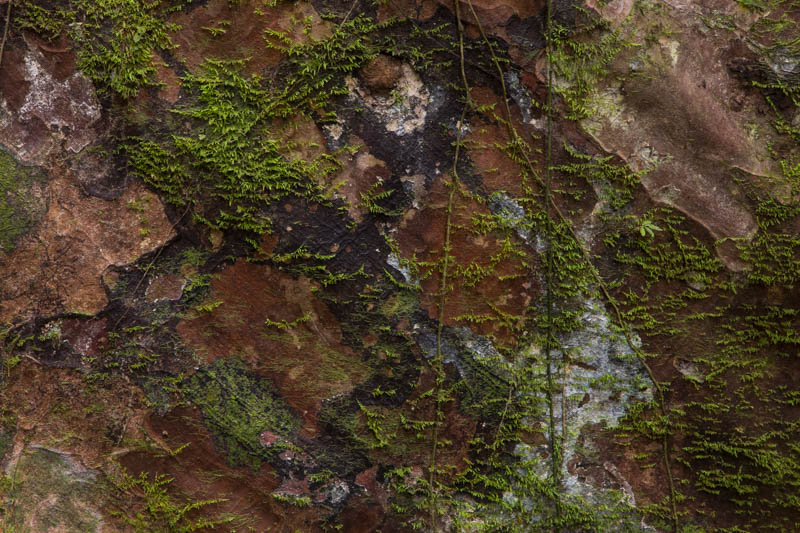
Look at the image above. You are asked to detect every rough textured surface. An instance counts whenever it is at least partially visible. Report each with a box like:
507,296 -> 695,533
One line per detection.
1,0 -> 800,531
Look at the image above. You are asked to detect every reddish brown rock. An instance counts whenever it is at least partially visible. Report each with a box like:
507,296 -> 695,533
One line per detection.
154,57 -> 182,104
260,430 -> 285,447
573,14 -> 780,266
0,363 -> 149,468
177,260 -> 370,436
60,317 -> 108,359
359,55 -> 404,92
170,0 -> 331,75
395,178 -> 537,345
125,407 -> 326,532
440,0 -> 539,32
585,0 -> 634,25
273,476 -> 310,498
145,273 -> 186,303
464,87 -> 534,196
0,181 -> 175,322
339,496 -> 387,533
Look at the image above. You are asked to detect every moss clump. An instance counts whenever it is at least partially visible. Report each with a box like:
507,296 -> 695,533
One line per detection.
17,0 -> 177,98
314,397 -> 371,475
73,0 -> 177,98
183,358 -> 300,469
125,14 -> 404,244
553,144 -> 646,211
111,465 -> 232,532
0,149 -> 45,253
613,210 -> 722,290
264,14 -> 388,116
548,17 -> 632,120
737,197 -> 800,286
125,58 -> 337,240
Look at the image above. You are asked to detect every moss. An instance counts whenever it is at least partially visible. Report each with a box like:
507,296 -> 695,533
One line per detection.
0,149 -> 46,253
111,464 -> 232,532
183,358 -> 300,469
553,143 -> 646,211
379,289 -> 419,319
17,0 -> 177,98
548,16 -> 632,120
737,198 -> 800,286
124,58 -> 338,240
264,14 -> 390,116
122,13 -> 416,245
613,209 -> 722,290
0,427 -> 12,462
314,397 -> 371,475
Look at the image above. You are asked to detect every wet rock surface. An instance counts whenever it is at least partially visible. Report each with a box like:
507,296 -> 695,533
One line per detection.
1,0 -> 799,531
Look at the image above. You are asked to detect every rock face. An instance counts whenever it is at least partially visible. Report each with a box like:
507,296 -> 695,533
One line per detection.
2,446 -> 105,532
1,1 -> 800,532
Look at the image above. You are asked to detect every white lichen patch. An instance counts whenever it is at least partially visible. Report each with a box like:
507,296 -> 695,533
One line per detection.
551,298 -> 652,436
322,122 -> 344,145
19,49 -> 101,153
768,48 -> 800,79
345,64 -> 430,136
488,191 -> 532,242
386,251 -> 417,286
415,295 -> 651,511
0,99 -> 11,131
508,298 -> 653,525
630,141 -> 673,172
504,71 -> 535,125
400,173 -> 426,209
581,87 -> 627,137
663,39 -> 680,68
4,446 -> 105,532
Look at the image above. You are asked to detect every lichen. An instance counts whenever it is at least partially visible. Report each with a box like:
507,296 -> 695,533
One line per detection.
0,149 -> 45,253
2,447 -> 103,532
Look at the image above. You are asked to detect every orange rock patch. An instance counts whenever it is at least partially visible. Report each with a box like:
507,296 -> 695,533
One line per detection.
0,180 -> 175,323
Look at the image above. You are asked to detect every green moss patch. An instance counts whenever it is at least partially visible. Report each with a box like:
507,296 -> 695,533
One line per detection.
183,358 -> 300,469
124,59 -> 334,240
0,149 -> 46,253
17,0 -> 177,98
